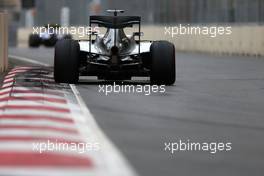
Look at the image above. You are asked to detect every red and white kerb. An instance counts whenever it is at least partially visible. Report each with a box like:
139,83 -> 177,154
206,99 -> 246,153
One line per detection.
0,67 -> 94,176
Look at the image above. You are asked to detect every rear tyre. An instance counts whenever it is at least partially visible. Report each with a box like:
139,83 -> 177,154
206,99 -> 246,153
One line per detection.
54,39 -> 80,83
28,34 -> 41,47
150,41 -> 175,85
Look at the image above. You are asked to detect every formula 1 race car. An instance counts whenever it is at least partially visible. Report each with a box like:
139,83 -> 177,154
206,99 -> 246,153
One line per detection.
54,10 -> 175,85
29,24 -> 72,47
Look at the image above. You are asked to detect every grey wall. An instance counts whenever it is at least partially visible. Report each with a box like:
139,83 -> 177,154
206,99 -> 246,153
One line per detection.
33,0 -> 264,25
35,0 -> 91,26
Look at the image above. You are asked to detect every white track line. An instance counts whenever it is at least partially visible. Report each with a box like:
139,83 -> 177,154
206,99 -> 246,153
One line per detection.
70,84 -> 137,176
8,55 -> 138,176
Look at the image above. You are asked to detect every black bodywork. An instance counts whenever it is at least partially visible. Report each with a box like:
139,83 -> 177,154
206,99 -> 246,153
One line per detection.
79,10 -> 150,80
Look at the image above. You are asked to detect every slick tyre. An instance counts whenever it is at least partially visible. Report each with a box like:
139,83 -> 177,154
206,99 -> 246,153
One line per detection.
28,34 -> 41,47
54,39 -> 80,83
150,41 -> 176,85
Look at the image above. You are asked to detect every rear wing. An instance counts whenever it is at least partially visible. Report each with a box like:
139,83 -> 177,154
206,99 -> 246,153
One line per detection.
90,16 -> 140,29
89,15 -> 141,56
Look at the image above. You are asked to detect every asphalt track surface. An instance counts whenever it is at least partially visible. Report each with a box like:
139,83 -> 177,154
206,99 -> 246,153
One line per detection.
9,47 -> 264,176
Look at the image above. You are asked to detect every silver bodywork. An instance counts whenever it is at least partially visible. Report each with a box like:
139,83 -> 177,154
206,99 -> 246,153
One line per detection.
79,28 -> 151,61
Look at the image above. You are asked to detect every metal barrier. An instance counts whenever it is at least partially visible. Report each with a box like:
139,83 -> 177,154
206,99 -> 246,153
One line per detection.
0,12 -> 8,72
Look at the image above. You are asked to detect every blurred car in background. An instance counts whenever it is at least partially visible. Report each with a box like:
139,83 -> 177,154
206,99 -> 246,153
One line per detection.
28,24 -> 72,47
